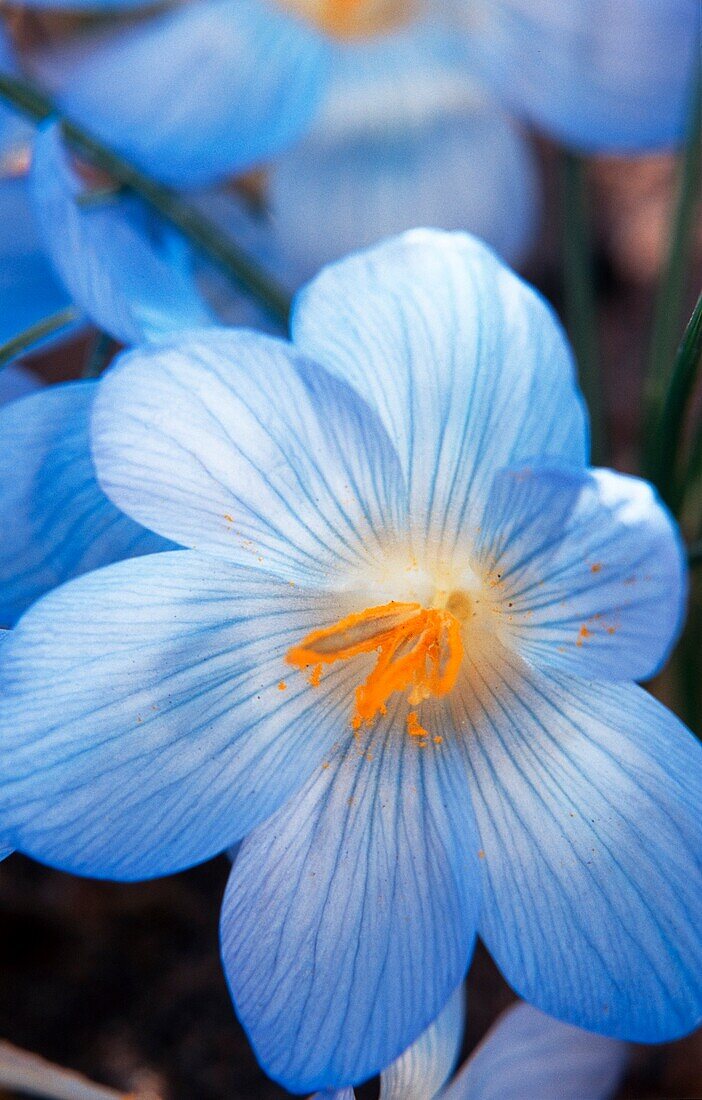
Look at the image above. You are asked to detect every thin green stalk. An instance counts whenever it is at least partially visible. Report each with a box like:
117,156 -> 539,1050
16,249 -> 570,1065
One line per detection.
0,72 -> 291,326
681,423 -> 702,534
0,307 -> 79,370
643,70 -> 702,459
646,290 -> 702,509
689,540 -> 702,567
560,151 -> 605,464
82,331 -> 119,378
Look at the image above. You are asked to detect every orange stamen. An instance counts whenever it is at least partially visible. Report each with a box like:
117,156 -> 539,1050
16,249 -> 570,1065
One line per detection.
286,600 -> 464,737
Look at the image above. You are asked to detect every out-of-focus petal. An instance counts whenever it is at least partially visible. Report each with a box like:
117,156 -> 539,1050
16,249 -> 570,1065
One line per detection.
459,0 -> 700,151
0,382 -> 169,627
443,1002 -> 628,1100
222,709 -> 480,1091
31,124 -> 214,344
0,364 -> 42,405
48,0 -> 330,186
269,26 -> 538,281
0,176 -> 76,346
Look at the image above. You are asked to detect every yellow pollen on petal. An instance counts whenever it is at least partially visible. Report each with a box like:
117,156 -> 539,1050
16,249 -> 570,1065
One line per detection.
286,598 -> 465,739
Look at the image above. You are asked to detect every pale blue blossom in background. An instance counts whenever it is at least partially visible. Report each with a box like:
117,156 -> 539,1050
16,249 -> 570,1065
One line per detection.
457,0 -> 700,152
0,231 -> 699,1092
267,21 -> 539,280
24,0 -> 331,187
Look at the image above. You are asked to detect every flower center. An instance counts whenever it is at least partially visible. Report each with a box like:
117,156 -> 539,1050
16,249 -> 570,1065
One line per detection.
286,596 -> 467,740
277,0 -> 413,38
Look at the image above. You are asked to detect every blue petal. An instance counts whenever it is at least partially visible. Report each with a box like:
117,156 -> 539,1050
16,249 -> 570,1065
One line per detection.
269,25 -> 538,281
0,551 -> 361,878
0,382 -> 169,627
380,984 -> 465,1100
443,1002 -> 628,1100
0,176 -> 76,346
461,644 -> 702,1042
221,710 -> 481,1091
31,124 -> 214,344
1,38 -> 77,346
474,464 -> 686,681
52,0 -> 330,187
92,329 -> 406,585
291,229 -> 588,561
461,0 -> 699,151
0,364 -> 42,405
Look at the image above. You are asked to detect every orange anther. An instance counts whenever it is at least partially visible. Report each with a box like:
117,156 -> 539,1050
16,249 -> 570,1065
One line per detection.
286,599 -> 464,738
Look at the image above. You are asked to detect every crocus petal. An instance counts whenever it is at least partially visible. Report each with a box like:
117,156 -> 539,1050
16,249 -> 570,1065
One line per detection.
51,0 -> 330,187
92,329 -> 406,585
461,644 -> 702,1041
0,176 -> 76,346
0,551 -> 363,878
31,124 -> 213,344
269,28 -> 538,281
443,1002 -> 628,1100
380,984 -> 465,1100
0,364 -> 42,405
461,0 -> 700,151
1,47 -> 77,346
475,464 -> 686,681
291,229 -> 588,559
0,382 -> 169,627
222,711 -> 480,1091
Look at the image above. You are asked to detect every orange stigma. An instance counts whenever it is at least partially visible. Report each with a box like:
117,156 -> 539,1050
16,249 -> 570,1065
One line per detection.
286,600 -> 464,738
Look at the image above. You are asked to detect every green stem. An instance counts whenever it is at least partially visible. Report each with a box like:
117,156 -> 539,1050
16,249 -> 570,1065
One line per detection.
0,307 -> 79,370
0,72 -> 291,326
560,151 -> 605,464
82,331 -> 119,378
689,540 -> 702,567
643,70 -> 702,461
646,290 -> 702,510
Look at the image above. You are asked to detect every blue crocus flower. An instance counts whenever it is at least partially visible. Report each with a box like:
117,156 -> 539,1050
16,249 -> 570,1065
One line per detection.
0,230 -> 700,1092
266,20 -> 539,280
17,0 -> 538,270
456,0 -> 700,153
20,0 -> 331,188
315,989 -> 628,1099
